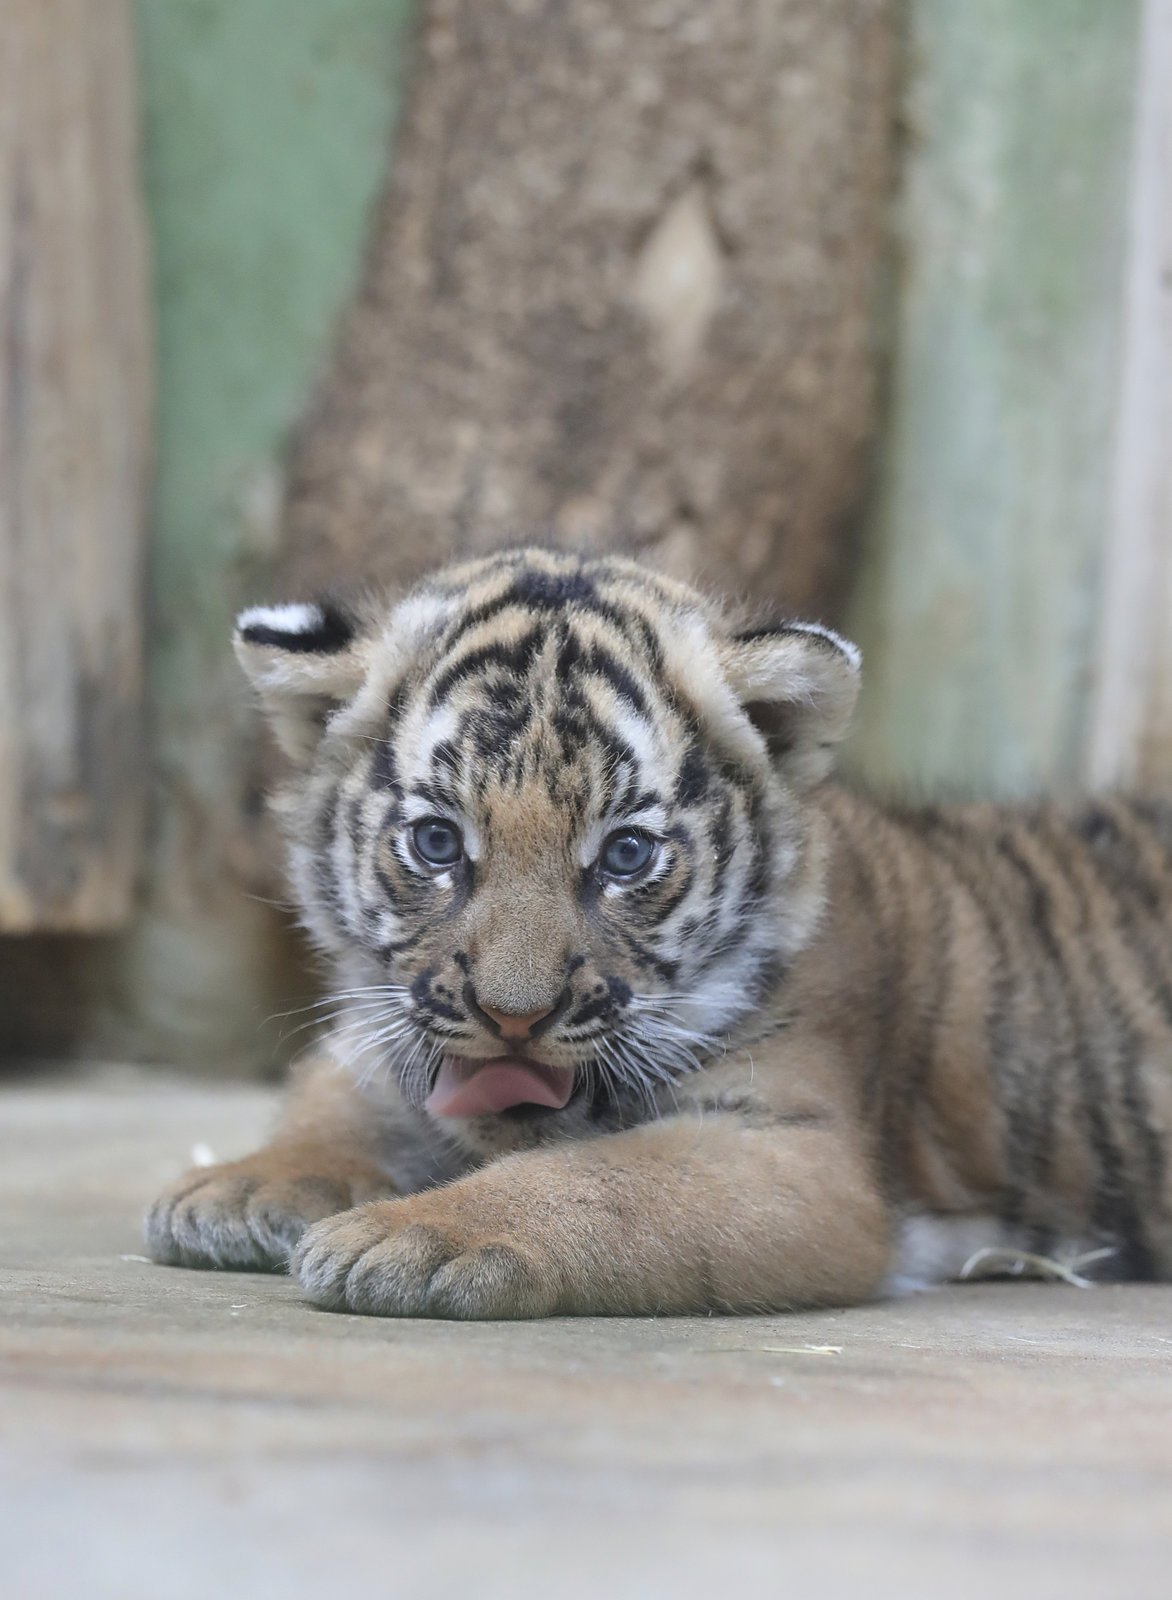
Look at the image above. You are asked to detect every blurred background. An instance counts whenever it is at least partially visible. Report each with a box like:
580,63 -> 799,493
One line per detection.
1,0 -> 1168,1077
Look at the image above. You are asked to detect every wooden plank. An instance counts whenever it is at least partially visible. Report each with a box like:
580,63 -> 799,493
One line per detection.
0,0 -> 152,930
846,1 -> 1141,796
1086,0 -> 1172,790
2,1 -> 411,1066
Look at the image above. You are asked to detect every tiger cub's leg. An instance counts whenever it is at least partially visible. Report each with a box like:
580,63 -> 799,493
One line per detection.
145,1057 -> 401,1271
293,1101 -> 890,1319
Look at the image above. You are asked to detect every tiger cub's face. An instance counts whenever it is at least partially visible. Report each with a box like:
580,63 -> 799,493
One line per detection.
238,550 -> 859,1152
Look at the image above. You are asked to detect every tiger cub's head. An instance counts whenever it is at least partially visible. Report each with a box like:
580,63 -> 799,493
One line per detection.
238,549 -> 859,1152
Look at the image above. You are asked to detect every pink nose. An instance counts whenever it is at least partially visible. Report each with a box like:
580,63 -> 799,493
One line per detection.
479,1003 -> 555,1041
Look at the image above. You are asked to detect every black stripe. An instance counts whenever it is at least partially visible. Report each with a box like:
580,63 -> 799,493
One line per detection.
616,928 -> 679,985
880,814 -> 954,1158
675,745 -> 709,805
911,812 -> 1035,1226
239,600 -> 355,654
1044,815 -> 1159,1263
314,776 -> 348,927
643,863 -> 696,927
998,826 -> 1150,1268
581,642 -> 650,717
376,925 -> 429,960
1063,806 -> 1168,1207
428,627 -> 544,705
412,778 -> 462,812
1080,805 -> 1172,1031
436,578 -> 659,668
560,687 -> 640,791
733,620 -> 850,660
459,700 -> 534,760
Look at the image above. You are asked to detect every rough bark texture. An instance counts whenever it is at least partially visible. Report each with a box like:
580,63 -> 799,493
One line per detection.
0,0 -> 153,931
282,0 -> 896,622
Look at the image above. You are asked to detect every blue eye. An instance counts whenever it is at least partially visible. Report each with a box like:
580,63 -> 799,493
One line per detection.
412,818 -> 464,867
600,829 -> 655,879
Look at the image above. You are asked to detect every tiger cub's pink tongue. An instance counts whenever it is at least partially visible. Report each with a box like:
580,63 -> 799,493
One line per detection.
426,1057 -> 575,1118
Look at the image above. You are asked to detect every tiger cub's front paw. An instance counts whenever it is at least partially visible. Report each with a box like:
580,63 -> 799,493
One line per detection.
145,1157 -> 387,1272
294,1199 -> 560,1319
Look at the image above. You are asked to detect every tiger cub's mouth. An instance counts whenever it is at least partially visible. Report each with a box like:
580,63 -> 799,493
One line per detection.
425,1056 -> 576,1119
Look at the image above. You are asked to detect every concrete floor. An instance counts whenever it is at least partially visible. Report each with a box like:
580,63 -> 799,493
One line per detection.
2,1070 -> 1171,1600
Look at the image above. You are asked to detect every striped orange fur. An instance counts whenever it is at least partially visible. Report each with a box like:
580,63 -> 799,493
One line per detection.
145,549 -> 1172,1315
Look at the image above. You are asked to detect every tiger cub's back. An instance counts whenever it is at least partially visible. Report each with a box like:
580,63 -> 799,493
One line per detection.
814,788 -> 1172,1278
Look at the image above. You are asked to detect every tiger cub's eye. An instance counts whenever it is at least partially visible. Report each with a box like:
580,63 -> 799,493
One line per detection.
412,818 -> 464,867
599,829 -> 656,879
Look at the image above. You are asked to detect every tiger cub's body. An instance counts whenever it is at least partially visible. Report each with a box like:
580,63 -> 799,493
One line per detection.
146,549 -> 1172,1316
793,786 -> 1172,1286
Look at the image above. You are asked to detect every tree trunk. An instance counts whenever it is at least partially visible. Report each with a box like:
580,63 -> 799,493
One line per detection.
282,0 -> 896,623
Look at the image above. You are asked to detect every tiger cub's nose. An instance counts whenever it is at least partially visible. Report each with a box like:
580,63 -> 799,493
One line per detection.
478,1002 -> 555,1041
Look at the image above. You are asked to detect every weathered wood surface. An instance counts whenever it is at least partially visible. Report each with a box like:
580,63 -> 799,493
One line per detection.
282,0 -> 896,622
1087,0 -> 1172,791
3,1072 -> 1171,1600
0,0 -> 152,930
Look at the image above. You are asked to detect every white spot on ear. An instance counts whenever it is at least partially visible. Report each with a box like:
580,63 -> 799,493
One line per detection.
237,602 -> 325,639
782,622 -> 862,672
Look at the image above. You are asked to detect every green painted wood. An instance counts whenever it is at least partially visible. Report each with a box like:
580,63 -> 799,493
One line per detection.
0,1 -> 415,1066
846,0 -> 1141,796
119,0 -> 414,1067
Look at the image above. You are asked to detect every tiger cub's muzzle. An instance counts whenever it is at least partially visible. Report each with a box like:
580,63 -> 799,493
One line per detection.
417,960 -> 633,1120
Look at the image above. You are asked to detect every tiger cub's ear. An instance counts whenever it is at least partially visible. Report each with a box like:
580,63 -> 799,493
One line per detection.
720,621 -> 861,787
234,600 -> 369,762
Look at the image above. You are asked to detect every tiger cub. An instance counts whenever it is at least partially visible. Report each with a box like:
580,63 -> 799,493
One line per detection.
146,548 -> 1172,1316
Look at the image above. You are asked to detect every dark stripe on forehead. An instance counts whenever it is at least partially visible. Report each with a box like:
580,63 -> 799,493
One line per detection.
413,777 -> 462,811
675,745 -> 709,805
509,565 -> 600,607
584,597 -> 665,668
435,578 -> 665,674
428,739 -> 462,783
370,737 -> 400,794
711,791 -> 735,871
428,626 -> 544,706
555,623 -> 581,679
557,686 -> 640,779
460,700 -> 533,759
580,641 -> 651,717
370,682 -> 408,792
